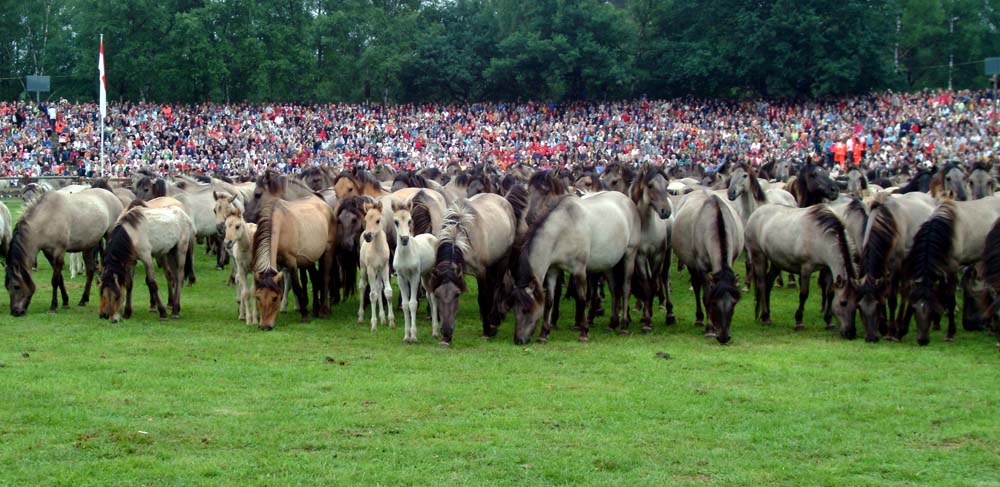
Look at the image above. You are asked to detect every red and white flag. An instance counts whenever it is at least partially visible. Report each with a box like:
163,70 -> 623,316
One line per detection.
98,35 -> 106,118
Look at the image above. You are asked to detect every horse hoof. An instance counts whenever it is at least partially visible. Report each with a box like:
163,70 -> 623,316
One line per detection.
578,336 -> 590,343
761,320 -> 773,326
825,324 -> 836,331
172,314 -> 180,320
432,333 -> 441,340
77,302 -> 87,307
403,337 -> 417,344
705,332 -> 718,339
694,321 -> 705,328
884,336 -> 900,342
438,341 -> 451,348
665,315 -> 676,326
616,329 -> 631,336
159,316 -> 168,322
945,336 -> 955,342
794,324 -> 806,331
641,326 -> 653,335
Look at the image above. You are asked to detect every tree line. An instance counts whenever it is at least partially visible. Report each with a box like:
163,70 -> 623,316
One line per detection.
1,0 -> 998,103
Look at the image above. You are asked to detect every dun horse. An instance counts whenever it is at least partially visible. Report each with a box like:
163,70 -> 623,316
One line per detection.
358,201 -> 395,331
6,189 -> 123,316
392,204 -> 439,342
98,202 -> 195,322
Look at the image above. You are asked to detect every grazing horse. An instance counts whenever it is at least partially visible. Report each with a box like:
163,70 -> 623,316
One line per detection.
224,207 -> 258,326
671,190 -> 743,343
628,165 -> 675,331
392,205 -> 439,342
789,162 -> 840,207
746,204 -> 857,338
980,217 -> 1000,352
252,196 -> 336,330
98,203 -> 195,322
900,197 -> 1000,345
428,192 -> 524,346
929,162 -> 970,202
968,163 -> 996,200
855,192 -> 935,342
358,201 -> 395,331
511,191 -> 641,344
6,189 -> 123,316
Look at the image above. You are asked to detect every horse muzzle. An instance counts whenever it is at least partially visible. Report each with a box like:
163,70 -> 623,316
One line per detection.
363,233 -> 373,243
10,308 -> 25,317
400,236 -> 409,245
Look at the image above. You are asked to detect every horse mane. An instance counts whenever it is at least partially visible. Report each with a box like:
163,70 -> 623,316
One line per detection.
737,163 -> 766,203
126,199 -> 148,211
100,211 -> 143,292
353,170 -> 383,191
411,191 -> 434,236
500,174 -> 522,194
528,170 -> 567,198
896,167 -> 936,194
394,171 -> 429,189
860,199 -> 898,282
91,179 -> 112,191
419,167 -> 442,181
336,195 -> 374,220
902,201 -> 956,301
505,183 -> 529,224
215,174 -> 235,184
252,199 -> 278,275
430,203 -> 475,291
630,165 -> 668,204
709,194 -> 730,266
809,206 -> 855,279
153,179 -> 167,197
333,172 -> 357,188
605,161 -> 636,183
6,219 -> 34,287
845,196 -> 868,222
258,170 -> 286,196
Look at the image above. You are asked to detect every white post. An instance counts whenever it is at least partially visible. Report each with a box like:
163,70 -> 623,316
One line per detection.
99,33 -> 105,177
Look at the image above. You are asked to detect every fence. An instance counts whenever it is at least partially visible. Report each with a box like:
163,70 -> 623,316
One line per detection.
0,176 -> 132,199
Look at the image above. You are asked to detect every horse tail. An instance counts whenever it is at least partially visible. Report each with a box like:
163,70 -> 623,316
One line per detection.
903,201 -> 956,289
411,191 -> 434,236
982,217 -> 1000,316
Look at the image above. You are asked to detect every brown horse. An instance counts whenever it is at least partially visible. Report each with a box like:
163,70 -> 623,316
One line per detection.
252,195 -> 336,330
6,189 -> 124,316
333,170 -> 391,200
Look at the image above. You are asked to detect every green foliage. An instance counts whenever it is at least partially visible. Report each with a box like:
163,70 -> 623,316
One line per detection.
0,0 -> 997,102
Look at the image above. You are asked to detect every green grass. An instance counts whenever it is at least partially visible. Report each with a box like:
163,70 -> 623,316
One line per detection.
1,198 -> 999,486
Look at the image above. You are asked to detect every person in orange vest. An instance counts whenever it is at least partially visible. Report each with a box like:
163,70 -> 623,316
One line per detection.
833,141 -> 847,168
852,136 -> 864,165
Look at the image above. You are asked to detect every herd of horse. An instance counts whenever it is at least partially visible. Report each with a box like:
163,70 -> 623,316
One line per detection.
4,158 -> 1000,352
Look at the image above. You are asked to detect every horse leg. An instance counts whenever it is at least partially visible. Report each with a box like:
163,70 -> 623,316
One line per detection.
397,274 -> 410,341
743,249 -> 753,293
423,277 -> 440,339
123,265 -> 135,320
368,267 -> 380,331
661,250 -> 675,326
539,272 -> 560,342
477,275 -> 496,338
690,270 -> 705,328
143,255 -> 167,320
818,269 -> 834,330
961,268 -> 984,332
945,275 -> 958,341
357,266 -> 367,323
281,269 -> 293,312
572,271 -> 589,342
549,272 -> 564,330
786,272 -> 797,289
42,250 -> 60,311
795,270 -> 811,331
896,302 -> 912,340
79,247 -> 98,306
587,274 -> 600,327
297,267 -> 310,316
288,266 -> 309,323
408,274 -> 421,342
172,244 -> 187,319
308,264 -> 321,318
382,266 -> 395,329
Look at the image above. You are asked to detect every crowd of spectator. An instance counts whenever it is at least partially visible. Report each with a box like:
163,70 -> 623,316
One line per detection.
0,89 -> 996,179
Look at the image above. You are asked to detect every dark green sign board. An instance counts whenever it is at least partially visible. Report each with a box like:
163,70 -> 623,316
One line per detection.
986,58 -> 1000,76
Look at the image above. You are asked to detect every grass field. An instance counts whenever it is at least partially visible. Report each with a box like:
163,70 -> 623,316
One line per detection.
1,197 -> 999,486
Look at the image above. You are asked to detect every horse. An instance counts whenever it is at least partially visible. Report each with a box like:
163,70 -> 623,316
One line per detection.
391,171 -> 451,204
0,202 -> 11,267
223,206 -> 258,326
929,162 -> 970,202
900,197 -> 1000,345
894,167 -> 936,195
671,190 -> 743,343
855,192 -> 936,342
6,189 -> 124,316
252,195 -> 336,330
443,168 -> 497,201
333,170 -> 391,200
392,205 -> 439,342
968,163 -> 997,200
746,204 -> 857,338
298,166 -> 338,191
846,167 -> 872,199
725,163 -> 797,290
98,203 -> 195,322
357,201 -> 395,332
788,162 -> 840,207
628,165 -> 675,331
428,192 -> 524,346
511,190 -> 641,344
980,217 -> 1000,352
573,167 -> 604,193
244,170 -> 319,223
600,162 -> 636,194
334,196 -> 375,302
135,175 -> 225,266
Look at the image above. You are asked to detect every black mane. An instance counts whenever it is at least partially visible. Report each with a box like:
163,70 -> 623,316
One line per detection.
902,202 -> 956,304
810,206 -> 855,279
411,191 -> 434,236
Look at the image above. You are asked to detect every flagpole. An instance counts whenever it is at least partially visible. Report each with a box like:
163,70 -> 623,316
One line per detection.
100,34 -> 105,178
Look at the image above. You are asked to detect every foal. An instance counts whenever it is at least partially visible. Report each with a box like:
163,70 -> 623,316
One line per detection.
358,201 -> 395,331
224,207 -> 258,325
392,205 -> 439,342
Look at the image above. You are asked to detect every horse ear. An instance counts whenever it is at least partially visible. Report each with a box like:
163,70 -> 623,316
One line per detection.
375,200 -> 384,212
